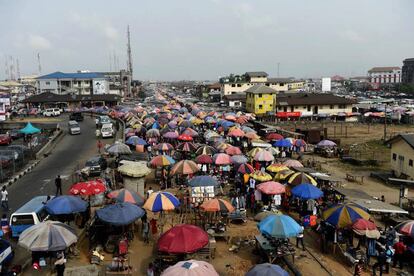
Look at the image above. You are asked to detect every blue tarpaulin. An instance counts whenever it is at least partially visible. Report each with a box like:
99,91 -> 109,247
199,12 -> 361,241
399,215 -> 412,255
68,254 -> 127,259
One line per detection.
19,122 -> 41,135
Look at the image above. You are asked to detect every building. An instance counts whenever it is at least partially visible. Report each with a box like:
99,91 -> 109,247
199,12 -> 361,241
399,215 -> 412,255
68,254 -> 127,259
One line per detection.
223,93 -> 246,109
368,67 -> 401,86
387,134 -> 414,180
402,58 -> 414,84
276,93 -> 355,118
36,71 -> 129,96
245,85 -> 277,115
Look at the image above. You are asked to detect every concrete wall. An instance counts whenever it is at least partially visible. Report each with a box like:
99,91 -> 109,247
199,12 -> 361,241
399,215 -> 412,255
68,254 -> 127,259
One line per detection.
276,104 -> 352,115
390,140 -> 414,179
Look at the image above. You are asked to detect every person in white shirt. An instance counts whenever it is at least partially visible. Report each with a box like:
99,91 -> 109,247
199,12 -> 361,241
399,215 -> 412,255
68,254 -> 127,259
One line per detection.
1,186 -> 9,211
296,224 -> 305,250
147,187 -> 154,199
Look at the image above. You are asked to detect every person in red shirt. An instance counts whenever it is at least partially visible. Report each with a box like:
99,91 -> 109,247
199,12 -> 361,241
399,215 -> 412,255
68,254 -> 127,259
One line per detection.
393,238 -> 406,269
150,218 -> 158,236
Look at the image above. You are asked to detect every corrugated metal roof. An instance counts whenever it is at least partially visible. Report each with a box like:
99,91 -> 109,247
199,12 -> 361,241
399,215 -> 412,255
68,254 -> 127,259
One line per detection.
245,84 -> 277,94
37,71 -> 105,80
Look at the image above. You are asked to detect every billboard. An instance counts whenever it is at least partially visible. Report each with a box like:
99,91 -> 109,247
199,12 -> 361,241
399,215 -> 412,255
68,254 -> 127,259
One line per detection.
93,80 -> 108,95
0,95 -> 10,121
322,77 -> 331,92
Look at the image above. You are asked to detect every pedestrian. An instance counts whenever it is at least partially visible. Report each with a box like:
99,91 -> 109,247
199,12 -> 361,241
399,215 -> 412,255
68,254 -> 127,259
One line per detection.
55,175 -> 62,196
142,218 -> 150,244
392,237 -> 406,269
97,140 -> 103,153
372,249 -> 387,276
296,223 -> 305,250
354,259 -> 363,276
54,251 -> 66,276
147,262 -> 154,276
1,186 -> 9,211
146,187 -> 154,199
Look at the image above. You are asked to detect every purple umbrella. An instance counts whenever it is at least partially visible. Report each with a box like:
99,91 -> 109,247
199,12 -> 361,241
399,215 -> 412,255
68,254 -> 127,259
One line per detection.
163,131 -> 179,139
317,140 -> 337,147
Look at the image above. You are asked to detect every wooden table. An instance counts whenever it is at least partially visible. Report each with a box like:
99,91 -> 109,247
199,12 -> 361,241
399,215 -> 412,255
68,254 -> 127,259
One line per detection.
255,234 -> 295,264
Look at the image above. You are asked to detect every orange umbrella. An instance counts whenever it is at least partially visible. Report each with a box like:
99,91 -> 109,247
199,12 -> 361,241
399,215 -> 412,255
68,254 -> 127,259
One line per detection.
200,198 -> 235,212
171,160 -> 199,175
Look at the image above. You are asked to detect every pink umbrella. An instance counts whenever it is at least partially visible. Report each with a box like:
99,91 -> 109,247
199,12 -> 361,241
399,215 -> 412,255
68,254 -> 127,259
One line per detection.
225,146 -> 242,156
212,153 -> 232,165
283,159 -> 303,168
257,181 -> 286,195
228,128 -> 245,137
163,131 -> 179,139
254,150 -> 275,162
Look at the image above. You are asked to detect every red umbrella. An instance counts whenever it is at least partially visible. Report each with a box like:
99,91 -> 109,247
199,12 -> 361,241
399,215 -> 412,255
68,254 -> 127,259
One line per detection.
228,128 -> 245,137
257,181 -> 286,195
225,146 -> 242,156
157,224 -> 209,254
237,163 -> 254,174
195,154 -> 213,164
69,179 -> 106,196
213,153 -> 232,165
352,218 -> 380,239
266,133 -> 284,141
178,134 -> 193,141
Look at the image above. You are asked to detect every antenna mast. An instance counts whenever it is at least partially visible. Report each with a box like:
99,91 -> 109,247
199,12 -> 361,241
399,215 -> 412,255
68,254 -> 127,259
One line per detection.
37,53 -> 42,75
127,25 -> 133,77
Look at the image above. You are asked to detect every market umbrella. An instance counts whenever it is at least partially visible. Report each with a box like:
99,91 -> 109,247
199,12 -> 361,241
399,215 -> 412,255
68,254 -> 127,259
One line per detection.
161,259 -> 219,276
247,147 -> 263,158
244,132 -> 260,140
212,153 -> 232,165
395,220 -> 414,237
19,122 -> 41,135
107,141 -> 132,155
258,214 -> 301,238
171,160 -> 200,175
163,131 -> 179,139
230,155 -> 248,164
200,198 -> 235,213
322,203 -> 370,228
179,120 -> 193,128
352,218 -> 380,239
266,133 -> 284,141
177,142 -> 197,152
195,154 -> 213,164
158,224 -> 209,254
146,128 -> 161,138
274,169 -> 294,181
228,128 -> 245,137
266,164 -> 289,173
96,202 -> 145,226
287,172 -> 318,186
266,147 -> 280,156
291,183 -> 323,200
225,146 -> 242,156
274,139 -> 292,148
143,192 -> 180,212
196,145 -> 216,156
188,175 -> 218,187
154,143 -> 174,152
45,196 -> 88,215
254,210 -> 282,222
107,188 -> 145,206
254,150 -> 275,162
283,159 -> 303,168
250,171 -> 272,182
246,263 -> 289,276
182,128 -> 199,137
178,134 -> 193,141
125,136 -> 147,146
150,155 -> 175,167
215,142 -> 230,152
317,140 -> 337,147
117,161 -> 152,177
69,179 -> 106,196
18,221 -> 77,251
257,181 -> 286,195
237,163 -> 255,174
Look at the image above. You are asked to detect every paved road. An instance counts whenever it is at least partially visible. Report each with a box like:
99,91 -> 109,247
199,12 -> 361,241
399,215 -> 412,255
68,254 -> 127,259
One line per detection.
4,115 -> 114,214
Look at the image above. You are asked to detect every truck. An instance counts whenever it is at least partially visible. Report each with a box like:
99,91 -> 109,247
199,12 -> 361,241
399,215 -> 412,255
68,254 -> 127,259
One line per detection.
101,123 -> 114,138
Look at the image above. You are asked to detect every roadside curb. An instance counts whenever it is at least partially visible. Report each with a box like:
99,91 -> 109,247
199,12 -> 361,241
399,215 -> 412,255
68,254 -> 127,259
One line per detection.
3,160 -> 41,187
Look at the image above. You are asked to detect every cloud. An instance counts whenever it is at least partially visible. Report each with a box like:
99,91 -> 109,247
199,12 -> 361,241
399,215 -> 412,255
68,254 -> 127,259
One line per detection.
340,30 -> 365,42
28,34 -> 52,50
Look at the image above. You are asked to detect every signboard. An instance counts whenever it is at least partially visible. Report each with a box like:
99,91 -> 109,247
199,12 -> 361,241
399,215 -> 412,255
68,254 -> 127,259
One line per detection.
322,77 -> 331,92
93,80 -> 108,95
276,112 -> 301,118
0,95 -> 11,121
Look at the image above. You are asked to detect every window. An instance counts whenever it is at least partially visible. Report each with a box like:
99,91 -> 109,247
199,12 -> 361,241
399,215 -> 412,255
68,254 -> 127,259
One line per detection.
392,153 -> 397,160
231,84 -> 236,87
409,159 -> 413,167
398,155 -> 405,161
307,105 -> 311,111
45,81 -> 50,85
258,94 -> 262,98
303,106 -> 307,109
237,84 -> 241,87
258,105 -> 263,109
339,104 -> 346,109
330,105 -> 334,109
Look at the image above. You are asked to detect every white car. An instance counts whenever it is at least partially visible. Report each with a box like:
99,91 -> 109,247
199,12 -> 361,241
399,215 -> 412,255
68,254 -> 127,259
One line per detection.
68,120 -> 81,135
101,123 -> 114,138
43,108 -> 61,117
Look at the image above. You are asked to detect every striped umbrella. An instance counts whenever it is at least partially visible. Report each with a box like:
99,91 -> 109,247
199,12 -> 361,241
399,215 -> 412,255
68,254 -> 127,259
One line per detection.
248,147 -> 263,158
215,142 -> 230,152
228,128 -> 245,137
212,153 -> 232,165
237,163 -> 254,174
125,136 -> 148,146
171,160 -> 200,175
107,188 -> 145,206
236,116 -> 249,125
250,171 -> 272,182
154,143 -> 174,152
196,145 -> 216,156
181,128 -> 199,137
143,192 -> 180,212
395,220 -> 414,238
254,150 -> 275,162
274,169 -> 294,181
195,154 -> 213,164
150,155 -> 175,167
244,132 -> 260,140
225,146 -> 242,156
146,128 -> 160,138
287,172 -> 318,186
322,203 -> 370,228
200,198 -> 235,212
177,142 -> 197,152
230,154 -> 248,164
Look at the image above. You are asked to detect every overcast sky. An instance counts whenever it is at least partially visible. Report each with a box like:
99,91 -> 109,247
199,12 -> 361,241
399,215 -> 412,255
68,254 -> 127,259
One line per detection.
1,0 -> 413,81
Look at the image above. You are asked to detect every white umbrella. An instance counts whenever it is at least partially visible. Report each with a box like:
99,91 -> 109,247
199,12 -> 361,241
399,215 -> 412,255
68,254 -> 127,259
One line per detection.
18,221 -> 77,251
118,161 -> 152,177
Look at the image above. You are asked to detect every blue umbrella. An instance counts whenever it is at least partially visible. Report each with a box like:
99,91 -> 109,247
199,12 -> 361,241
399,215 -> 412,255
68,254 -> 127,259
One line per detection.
126,136 -> 148,146
188,176 -> 219,187
258,214 -> 301,238
45,196 -> 88,215
246,263 -> 289,276
291,183 -> 323,200
96,202 -> 145,226
273,139 -> 292,148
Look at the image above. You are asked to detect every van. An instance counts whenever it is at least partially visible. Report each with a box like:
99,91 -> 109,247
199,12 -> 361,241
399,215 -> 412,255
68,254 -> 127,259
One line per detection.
10,196 -> 51,238
101,123 -> 114,138
43,108 -> 60,117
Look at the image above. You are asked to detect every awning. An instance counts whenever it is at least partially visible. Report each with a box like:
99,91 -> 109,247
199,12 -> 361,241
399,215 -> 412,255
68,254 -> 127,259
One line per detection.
349,198 -> 408,214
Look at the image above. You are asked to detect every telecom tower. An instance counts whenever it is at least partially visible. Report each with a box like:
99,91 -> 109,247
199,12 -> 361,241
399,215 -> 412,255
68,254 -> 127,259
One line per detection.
126,25 -> 133,97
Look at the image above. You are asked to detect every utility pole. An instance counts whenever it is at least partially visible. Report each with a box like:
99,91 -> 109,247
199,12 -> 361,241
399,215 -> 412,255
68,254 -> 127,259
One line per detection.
16,58 -> 20,80
37,53 -> 42,76
127,25 -> 133,77
4,57 -> 9,80
383,104 -> 387,140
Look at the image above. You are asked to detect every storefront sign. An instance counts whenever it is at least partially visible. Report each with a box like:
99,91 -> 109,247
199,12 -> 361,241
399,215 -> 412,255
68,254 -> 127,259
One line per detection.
276,112 -> 301,118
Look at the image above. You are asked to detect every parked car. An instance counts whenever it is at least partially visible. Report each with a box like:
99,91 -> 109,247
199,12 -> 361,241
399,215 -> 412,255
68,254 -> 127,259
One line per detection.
68,120 -> 81,135
0,135 -> 11,145
97,115 -> 111,127
69,112 -> 84,122
9,129 -> 24,140
101,123 -> 114,138
85,156 -> 107,176
43,108 -> 60,117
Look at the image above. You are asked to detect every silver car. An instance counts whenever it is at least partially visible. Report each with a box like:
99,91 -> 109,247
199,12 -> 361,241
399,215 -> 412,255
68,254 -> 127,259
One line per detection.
68,120 -> 81,135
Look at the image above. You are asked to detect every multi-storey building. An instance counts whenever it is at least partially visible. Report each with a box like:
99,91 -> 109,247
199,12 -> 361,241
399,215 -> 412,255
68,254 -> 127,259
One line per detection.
402,58 -> 414,84
368,67 -> 401,85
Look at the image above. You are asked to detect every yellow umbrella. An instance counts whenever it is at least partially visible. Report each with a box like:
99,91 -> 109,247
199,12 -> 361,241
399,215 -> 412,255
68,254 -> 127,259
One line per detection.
250,171 -> 272,182
248,147 -> 263,158
274,169 -> 294,181
287,172 -> 318,186
267,164 -> 289,173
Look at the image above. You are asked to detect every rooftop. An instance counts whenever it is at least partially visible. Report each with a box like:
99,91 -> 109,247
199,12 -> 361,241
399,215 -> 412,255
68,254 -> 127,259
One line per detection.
267,78 -> 292,83
368,67 -> 400,73
386,133 -> 414,150
276,93 -> 355,106
223,93 -> 246,101
37,71 -> 105,80
245,84 -> 277,94
245,71 -> 268,78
